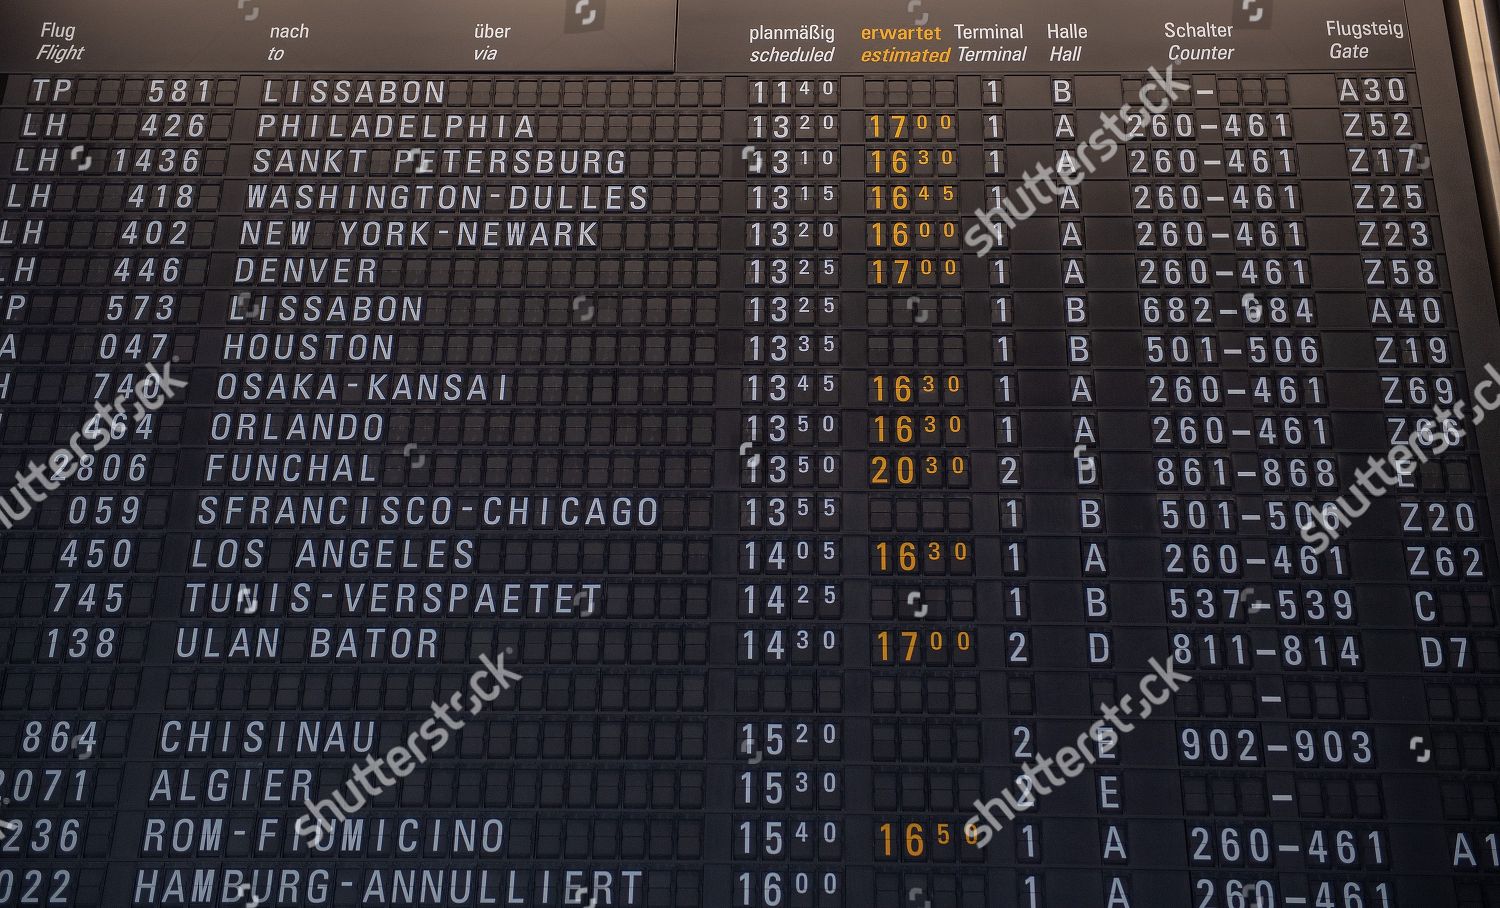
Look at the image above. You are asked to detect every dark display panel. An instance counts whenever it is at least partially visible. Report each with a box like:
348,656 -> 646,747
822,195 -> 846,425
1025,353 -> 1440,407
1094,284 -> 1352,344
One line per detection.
2,1 -> 1500,906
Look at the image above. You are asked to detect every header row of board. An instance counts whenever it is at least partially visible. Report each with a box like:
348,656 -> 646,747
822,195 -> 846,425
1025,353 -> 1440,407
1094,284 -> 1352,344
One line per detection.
0,0 -> 1418,74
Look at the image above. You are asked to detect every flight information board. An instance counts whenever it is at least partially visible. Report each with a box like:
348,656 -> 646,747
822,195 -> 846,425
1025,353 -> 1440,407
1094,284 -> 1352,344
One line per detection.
2,0 -> 1500,905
